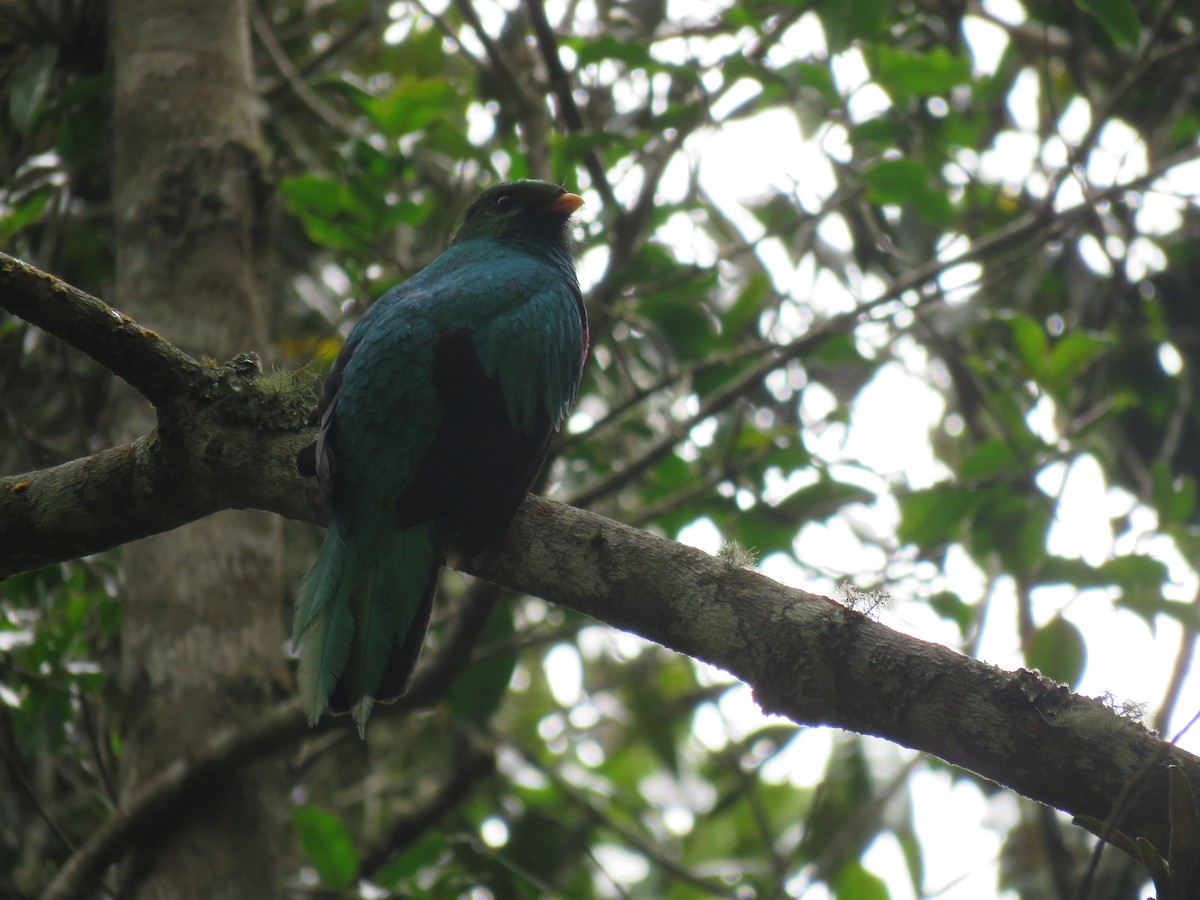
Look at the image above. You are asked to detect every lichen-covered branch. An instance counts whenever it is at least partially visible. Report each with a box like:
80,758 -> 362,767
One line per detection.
473,496 -> 1195,853
0,251 -> 205,407
1,242 -> 1194,871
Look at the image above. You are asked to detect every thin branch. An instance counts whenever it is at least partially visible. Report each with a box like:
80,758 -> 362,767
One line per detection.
250,1 -> 354,133
40,577 -> 498,900
523,0 -> 617,209
491,727 -> 738,897
4,164 -> 1200,891
0,251 -> 205,407
568,143 -> 1200,508
358,728 -> 496,877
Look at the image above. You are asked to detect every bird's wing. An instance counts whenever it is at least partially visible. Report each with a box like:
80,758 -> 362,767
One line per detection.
396,252 -> 587,549
316,284 -> 442,518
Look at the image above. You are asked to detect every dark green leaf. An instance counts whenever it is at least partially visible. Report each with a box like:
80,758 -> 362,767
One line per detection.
898,485 -> 978,549
447,603 -> 518,723
959,439 -> 1021,481
928,591 -> 974,636
861,159 -> 927,206
1075,0 -> 1141,46
293,805 -> 358,888
875,46 -> 972,96
1045,332 -> 1108,390
9,46 -> 57,134
818,0 -> 889,52
1028,617 -> 1086,688
835,860 -> 891,900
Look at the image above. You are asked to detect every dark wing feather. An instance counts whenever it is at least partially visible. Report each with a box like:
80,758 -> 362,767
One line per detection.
396,326 -> 555,554
326,567 -> 438,714
304,333 -> 363,497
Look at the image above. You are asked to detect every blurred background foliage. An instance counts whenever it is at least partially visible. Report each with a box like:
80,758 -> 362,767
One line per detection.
2,0 -> 1200,896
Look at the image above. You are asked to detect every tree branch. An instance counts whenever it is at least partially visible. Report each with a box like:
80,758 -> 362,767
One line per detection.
40,575 -> 501,900
2,243 -> 1196,881
0,251 -> 204,407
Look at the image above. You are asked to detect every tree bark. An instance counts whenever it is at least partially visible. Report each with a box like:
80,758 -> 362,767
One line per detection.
109,1 -> 285,897
2,247 -> 1197,875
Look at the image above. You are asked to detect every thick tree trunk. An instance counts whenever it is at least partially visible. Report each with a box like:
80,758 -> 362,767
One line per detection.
110,1 -> 285,896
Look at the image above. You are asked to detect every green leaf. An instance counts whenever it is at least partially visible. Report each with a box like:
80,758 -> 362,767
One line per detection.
875,46 -> 972,96
447,603 -> 518,723
1100,554 -> 1169,597
293,805 -> 358,888
738,478 -> 874,555
928,590 -> 974,636
360,78 -> 459,135
1028,617 -> 1086,688
1151,463 -> 1195,527
810,331 -> 872,368
1036,556 -> 1106,588
637,286 -> 718,360
568,34 -> 655,68
1044,332 -> 1108,390
0,187 -> 52,240
788,61 -> 840,107
959,438 -> 1020,481
818,0 -> 889,53
374,835 -> 448,888
279,175 -> 343,219
628,685 -> 680,772
898,485 -> 978,548
861,159 -> 952,224
835,861 -> 891,900
1075,0 -> 1141,46
10,46 -> 57,134
861,159 -> 927,206
1000,313 -> 1048,378
722,273 -> 771,336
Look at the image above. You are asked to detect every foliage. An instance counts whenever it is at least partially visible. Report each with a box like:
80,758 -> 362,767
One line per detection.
2,0 -> 1199,895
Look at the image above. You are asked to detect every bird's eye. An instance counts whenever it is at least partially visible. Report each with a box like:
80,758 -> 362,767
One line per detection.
495,195 -> 514,212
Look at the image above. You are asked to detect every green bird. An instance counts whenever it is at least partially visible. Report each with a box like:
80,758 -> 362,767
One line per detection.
294,180 -> 588,733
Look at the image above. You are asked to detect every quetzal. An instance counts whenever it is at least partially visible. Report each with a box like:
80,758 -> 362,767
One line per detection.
294,180 -> 588,733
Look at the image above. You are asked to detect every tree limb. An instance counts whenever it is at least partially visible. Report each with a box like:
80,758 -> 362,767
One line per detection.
2,246 -> 1195,881
0,251 -> 204,407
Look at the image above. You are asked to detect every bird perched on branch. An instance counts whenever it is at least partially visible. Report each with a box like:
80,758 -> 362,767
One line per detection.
293,180 -> 588,734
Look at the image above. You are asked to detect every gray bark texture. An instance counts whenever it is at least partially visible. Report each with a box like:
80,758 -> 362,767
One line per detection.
109,0 -> 286,897
1,244 -> 1198,888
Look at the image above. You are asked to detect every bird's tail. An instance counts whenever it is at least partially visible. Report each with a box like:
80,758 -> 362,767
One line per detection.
293,514 -> 439,735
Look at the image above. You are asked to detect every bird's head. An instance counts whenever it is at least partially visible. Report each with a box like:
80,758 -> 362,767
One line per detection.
452,180 -> 584,256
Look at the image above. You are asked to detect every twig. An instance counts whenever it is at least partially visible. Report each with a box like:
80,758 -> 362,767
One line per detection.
0,252 -> 205,407
489,727 -> 738,897
250,1 -> 355,133
523,0 -> 617,209
358,727 -> 496,877
41,579 -> 499,900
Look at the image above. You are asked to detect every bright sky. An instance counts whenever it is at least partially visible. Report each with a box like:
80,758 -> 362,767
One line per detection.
650,3 -> 1200,898
393,0 -> 1200,896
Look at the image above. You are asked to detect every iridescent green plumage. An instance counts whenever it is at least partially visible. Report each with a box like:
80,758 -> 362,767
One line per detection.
294,180 -> 588,734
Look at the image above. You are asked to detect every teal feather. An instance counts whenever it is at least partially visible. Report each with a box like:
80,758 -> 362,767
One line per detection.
294,519 -> 356,725
342,523 -> 437,735
296,180 -> 588,734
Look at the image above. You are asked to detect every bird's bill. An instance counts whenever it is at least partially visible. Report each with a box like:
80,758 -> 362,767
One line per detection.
545,191 -> 584,215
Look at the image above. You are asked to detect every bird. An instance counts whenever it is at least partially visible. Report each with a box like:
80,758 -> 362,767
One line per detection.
293,179 -> 588,734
